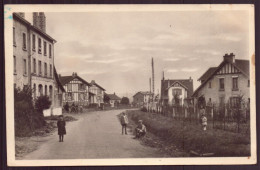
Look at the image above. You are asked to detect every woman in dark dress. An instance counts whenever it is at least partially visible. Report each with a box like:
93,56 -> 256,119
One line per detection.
57,115 -> 66,142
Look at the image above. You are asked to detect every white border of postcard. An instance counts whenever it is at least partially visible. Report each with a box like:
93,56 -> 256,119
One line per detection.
4,4 -> 256,166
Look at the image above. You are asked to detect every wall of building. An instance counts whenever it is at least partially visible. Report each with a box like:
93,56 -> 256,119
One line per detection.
167,86 -> 187,105
62,79 -> 89,106
133,93 -> 144,105
197,73 -> 249,104
13,19 -> 30,89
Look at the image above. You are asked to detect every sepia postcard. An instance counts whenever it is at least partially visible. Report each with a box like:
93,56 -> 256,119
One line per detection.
4,4 -> 256,166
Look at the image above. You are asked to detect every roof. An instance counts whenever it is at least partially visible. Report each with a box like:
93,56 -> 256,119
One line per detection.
90,81 -> 105,91
234,59 -> 249,77
59,75 -> 91,86
54,67 -> 65,92
192,59 -> 249,97
133,91 -> 153,97
161,79 -> 194,98
198,67 -> 217,81
106,94 -> 121,101
13,13 -> 56,43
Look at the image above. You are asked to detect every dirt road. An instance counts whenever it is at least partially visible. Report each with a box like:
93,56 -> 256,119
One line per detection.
22,109 -> 165,159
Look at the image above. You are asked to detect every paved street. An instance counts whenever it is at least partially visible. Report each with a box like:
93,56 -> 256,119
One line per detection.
23,109 -> 165,159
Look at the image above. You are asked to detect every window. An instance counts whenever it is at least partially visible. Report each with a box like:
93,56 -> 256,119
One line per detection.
45,85 -> 47,95
49,44 -> 52,58
13,27 -> 16,46
49,86 -> 53,100
68,92 -> 73,100
22,33 -> 26,50
208,81 -> 212,88
50,64 -> 52,77
38,61 -> 42,75
32,34 -> 36,51
172,89 -> 182,96
44,63 -> 47,76
248,80 -> 250,87
13,56 -> 16,74
219,78 -> 225,91
23,59 -> 27,75
230,97 -> 240,108
44,41 -> 47,56
33,58 -> 36,74
67,84 -> 72,91
232,77 -> 238,90
38,38 -> 42,53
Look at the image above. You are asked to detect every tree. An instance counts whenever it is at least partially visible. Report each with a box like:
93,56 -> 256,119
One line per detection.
121,97 -> 130,105
35,95 -> 51,113
14,86 -> 46,136
104,94 -> 110,103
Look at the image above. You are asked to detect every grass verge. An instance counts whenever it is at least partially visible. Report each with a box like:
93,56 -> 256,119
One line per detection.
127,110 -> 250,157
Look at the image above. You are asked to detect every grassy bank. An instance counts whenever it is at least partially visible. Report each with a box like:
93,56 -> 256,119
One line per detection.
15,114 -> 77,159
127,110 -> 250,157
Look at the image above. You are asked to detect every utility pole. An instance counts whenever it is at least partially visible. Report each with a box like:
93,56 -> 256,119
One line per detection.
152,58 -> 155,101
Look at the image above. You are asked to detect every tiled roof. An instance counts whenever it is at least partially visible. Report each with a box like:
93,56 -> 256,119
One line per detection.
234,59 -> 249,77
59,75 -> 90,86
54,67 -> 65,92
133,91 -> 153,97
198,67 -> 217,81
91,80 -> 105,91
161,79 -> 194,98
106,94 -> 121,100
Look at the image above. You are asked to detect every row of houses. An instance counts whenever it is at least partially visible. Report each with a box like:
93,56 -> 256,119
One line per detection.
133,53 -> 250,109
13,12 -> 111,116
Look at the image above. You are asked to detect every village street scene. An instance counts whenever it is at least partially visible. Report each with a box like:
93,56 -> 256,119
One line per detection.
13,11 -> 251,159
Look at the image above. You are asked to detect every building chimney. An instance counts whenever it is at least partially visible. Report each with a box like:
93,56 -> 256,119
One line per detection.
189,76 -> 192,82
223,53 -> 235,63
59,74 -> 61,78
17,12 -> 25,18
33,12 -> 38,27
32,12 -> 46,33
38,12 -> 46,32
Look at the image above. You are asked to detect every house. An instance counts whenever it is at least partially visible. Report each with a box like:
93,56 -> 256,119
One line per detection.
59,72 -> 91,106
13,12 -> 56,105
133,91 -> 153,107
105,93 -> 121,107
160,77 -> 194,106
89,80 -> 105,107
192,53 -> 250,106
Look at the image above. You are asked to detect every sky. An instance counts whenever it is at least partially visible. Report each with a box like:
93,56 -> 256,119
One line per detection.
26,10 -> 249,98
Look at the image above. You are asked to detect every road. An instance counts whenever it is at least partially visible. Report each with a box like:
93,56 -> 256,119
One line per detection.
23,109 -> 165,159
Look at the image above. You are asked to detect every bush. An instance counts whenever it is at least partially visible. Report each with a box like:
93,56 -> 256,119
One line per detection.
35,95 -> 51,113
88,103 -> 99,108
141,107 -> 147,112
121,97 -> 130,105
14,87 -> 46,137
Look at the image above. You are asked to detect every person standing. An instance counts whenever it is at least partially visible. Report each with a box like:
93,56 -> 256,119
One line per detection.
120,112 -> 128,135
57,115 -> 66,142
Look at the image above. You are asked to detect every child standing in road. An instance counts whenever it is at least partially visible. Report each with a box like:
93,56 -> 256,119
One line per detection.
120,112 -> 128,135
57,115 -> 66,142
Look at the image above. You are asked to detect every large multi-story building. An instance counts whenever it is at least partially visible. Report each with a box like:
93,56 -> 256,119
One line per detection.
60,72 -> 91,106
13,12 -> 57,103
192,53 -> 250,106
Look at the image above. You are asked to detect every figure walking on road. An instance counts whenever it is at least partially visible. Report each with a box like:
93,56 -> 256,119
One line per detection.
120,112 -> 128,135
57,115 -> 66,142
